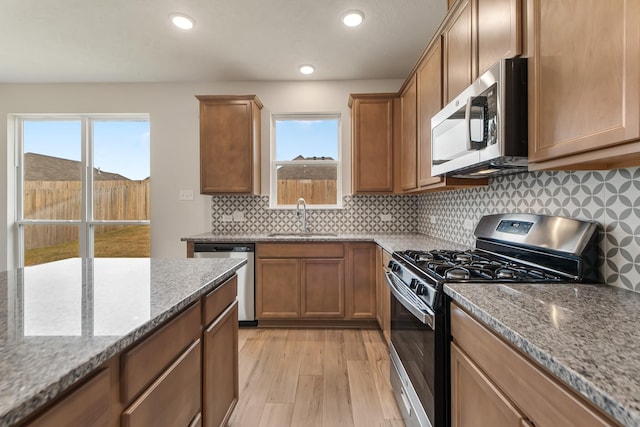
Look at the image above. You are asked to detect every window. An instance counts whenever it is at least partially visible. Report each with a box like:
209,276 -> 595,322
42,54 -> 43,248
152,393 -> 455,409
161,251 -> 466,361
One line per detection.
15,115 -> 150,267
271,114 -> 341,208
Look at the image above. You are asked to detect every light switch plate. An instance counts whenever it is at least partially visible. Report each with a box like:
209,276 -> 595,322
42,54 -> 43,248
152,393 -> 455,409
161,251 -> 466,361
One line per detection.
233,211 -> 245,222
221,214 -> 233,222
463,219 -> 474,231
430,215 -> 437,224
179,189 -> 194,201
380,214 -> 392,221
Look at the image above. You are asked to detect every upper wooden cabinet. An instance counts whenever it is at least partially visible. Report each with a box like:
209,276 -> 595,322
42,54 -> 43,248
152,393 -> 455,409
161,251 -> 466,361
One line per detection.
527,0 -> 640,170
442,0 -> 521,104
400,75 -> 418,191
400,40 -> 487,193
475,0 -> 522,77
196,95 -> 262,195
443,0 -> 473,104
349,94 -> 396,194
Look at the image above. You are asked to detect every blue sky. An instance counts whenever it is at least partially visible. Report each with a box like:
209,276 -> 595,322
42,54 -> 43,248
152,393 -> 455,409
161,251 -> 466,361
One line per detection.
275,118 -> 339,161
23,120 -> 150,180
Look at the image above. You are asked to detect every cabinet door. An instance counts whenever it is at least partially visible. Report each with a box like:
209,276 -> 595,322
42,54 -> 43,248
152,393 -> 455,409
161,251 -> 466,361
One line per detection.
122,340 -> 201,427
528,0 -> 640,165
443,0 -> 474,104
345,243 -> 377,319
350,95 -> 395,193
400,75 -> 418,192
256,258 -> 300,319
417,42 -> 446,187
203,301 -> 239,427
301,258 -> 344,318
26,370 -> 111,427
475,0 -> 521,76
451,343 -> 528,427
197,96 -> 261,194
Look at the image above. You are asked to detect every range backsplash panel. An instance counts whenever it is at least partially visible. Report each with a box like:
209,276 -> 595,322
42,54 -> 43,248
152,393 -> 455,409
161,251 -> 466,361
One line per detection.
417,167 -> 640,292
210,167 -> 640,292
210,195 -> 418,235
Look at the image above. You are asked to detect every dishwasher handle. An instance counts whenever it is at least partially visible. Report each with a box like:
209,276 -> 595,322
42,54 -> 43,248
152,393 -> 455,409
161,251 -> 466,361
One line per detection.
193,242 -> 255,252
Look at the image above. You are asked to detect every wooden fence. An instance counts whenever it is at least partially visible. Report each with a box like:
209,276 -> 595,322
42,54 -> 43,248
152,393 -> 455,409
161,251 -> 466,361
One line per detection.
23,180 -> 150,250
277,179 -> 337,205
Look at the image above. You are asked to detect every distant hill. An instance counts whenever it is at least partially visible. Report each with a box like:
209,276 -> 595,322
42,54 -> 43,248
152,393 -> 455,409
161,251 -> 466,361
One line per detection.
24,153 -> 130,181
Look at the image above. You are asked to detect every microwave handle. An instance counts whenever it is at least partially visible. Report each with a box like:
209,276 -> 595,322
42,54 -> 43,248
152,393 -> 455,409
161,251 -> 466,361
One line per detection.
464,96 -> 473,150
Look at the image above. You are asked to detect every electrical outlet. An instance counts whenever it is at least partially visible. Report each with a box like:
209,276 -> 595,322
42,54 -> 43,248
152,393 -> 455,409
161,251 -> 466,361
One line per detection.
430,215 -> 437,224
463,219 -> 474,231
232,211 -> 245,222
380,214 -> 392,221
221,214 -> 233,222
178,189 -> 194,201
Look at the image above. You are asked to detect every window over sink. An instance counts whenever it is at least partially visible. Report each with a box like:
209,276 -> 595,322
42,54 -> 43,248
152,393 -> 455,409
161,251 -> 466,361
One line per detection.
270,113 -> 342,209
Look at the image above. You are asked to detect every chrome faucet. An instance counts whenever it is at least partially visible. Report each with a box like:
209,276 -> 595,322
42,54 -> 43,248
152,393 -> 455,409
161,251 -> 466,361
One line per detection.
296,197 -> 308,233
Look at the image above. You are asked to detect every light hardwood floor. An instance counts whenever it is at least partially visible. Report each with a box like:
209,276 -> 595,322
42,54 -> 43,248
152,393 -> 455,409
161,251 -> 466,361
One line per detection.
228,327 -> 405,427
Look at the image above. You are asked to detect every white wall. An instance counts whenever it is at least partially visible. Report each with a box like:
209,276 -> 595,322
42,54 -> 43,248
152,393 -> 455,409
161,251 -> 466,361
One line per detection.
0,79 -> 401,269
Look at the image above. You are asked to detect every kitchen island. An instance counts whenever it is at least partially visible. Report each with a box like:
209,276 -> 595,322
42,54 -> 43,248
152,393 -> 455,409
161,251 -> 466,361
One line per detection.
0,257 -> 245,426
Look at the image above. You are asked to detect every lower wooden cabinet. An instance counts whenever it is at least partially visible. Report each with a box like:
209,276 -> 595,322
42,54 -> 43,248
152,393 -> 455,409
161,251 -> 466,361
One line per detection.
450,303 -> 617,426
203,301 -> 239,427
376,246 -> 392,345
25,369 -> 112,427
122,340 -> 202,427
256,242 -> 375,323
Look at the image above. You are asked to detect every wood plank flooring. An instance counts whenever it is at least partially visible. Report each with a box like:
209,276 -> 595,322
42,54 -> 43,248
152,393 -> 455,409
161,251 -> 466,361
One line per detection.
229,328 -> 404,427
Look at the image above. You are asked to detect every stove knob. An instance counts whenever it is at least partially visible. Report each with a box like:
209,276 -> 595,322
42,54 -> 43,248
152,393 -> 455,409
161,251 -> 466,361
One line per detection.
416,283 -> 427,296
409,279 -> 419,290
387,260 -> 395,270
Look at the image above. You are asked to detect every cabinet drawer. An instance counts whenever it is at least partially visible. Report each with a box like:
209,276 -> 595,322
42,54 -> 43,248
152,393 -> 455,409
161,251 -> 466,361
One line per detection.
203,275 -> 237,326
26,369 -> 111,427
121,301 -> 201,404
122,340 -> 202,427
450,304 -> 616,426
257,242 -> 344,258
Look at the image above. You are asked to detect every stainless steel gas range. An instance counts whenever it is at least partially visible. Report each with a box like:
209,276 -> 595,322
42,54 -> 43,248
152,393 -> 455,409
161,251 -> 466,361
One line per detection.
385,213 -> 601,427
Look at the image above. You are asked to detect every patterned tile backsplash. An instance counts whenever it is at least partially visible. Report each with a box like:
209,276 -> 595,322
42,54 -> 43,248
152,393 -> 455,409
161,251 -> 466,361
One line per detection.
211,166 -> 640,291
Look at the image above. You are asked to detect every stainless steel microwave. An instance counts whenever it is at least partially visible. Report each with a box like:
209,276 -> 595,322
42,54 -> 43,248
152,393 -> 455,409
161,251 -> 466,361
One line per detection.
430,58 -> 528,178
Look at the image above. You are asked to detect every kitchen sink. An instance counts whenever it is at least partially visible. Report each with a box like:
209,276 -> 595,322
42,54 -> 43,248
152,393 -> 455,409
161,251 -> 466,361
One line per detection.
267,232 -> 338,237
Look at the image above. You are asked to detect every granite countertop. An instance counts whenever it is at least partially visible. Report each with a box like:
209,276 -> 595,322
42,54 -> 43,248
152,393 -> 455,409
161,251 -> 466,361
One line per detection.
0,257 -> 246,426
181,232 -> 470,254
446,282 -> 640,426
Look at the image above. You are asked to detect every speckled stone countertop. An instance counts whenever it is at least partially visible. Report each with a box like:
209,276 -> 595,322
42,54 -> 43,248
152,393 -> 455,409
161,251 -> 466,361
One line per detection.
446,282 -> 640,426
181,232 -> 470,254
0,257 -> 246,426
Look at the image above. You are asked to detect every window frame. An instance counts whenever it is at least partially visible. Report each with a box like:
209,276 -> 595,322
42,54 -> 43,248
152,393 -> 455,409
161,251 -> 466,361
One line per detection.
269,112 -> 343,209
14,114 -> 150,267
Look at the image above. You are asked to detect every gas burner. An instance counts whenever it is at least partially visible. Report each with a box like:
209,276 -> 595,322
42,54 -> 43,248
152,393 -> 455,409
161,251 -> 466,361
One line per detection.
496,268 -> 516,280
445,267 -> 470,280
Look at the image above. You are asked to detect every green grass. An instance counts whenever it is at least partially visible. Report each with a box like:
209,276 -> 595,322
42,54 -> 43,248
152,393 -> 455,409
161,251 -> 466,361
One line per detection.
25,225 -> 150,266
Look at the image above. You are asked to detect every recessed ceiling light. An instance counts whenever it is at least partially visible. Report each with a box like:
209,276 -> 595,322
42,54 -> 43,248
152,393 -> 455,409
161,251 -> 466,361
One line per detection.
342,10 -> 364,27
170,13 -> 195,30
299,65 -> 315,75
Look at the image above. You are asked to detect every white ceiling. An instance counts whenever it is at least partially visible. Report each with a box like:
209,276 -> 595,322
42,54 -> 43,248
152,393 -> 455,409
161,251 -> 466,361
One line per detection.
0,0 -> 447,83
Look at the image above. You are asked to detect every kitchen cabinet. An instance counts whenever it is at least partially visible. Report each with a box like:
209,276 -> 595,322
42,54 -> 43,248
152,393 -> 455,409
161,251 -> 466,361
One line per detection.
398,40 -> 487,193
376,246 -> 391,345
122,340 -> 202,427
256,242 -> 376,324
202,276 -> 238,427
527,0 -> 640,171
442,0 -> 521,103
442,0 -> 473,104
349,94 -> 396,194
196,95 -> 262,195
203,301 -> 238,427
450,303 -> 618,426
25,370 -> 112,427
345,242 -> 377,320
400,75 -> 418,191
256,243 -> 346,321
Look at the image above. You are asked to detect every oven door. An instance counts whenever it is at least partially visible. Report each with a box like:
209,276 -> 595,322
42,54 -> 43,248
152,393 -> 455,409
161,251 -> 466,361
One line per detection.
386,272 -> 448,427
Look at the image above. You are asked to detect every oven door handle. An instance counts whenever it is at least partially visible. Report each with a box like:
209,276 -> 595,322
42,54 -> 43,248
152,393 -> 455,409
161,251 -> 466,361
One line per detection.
385,272 -> 435,329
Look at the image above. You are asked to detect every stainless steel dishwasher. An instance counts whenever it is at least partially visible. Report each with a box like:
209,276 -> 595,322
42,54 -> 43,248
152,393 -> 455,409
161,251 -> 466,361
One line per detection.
193,242 -> 256,326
